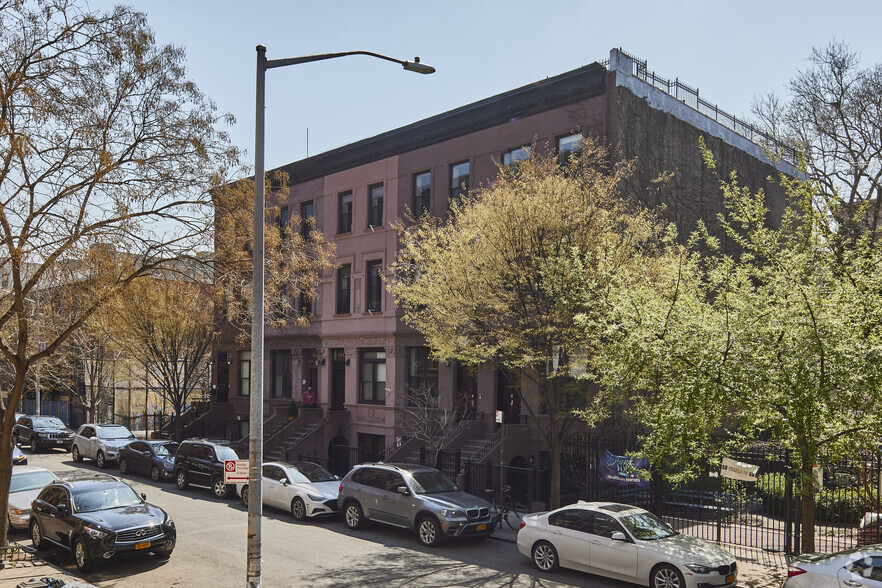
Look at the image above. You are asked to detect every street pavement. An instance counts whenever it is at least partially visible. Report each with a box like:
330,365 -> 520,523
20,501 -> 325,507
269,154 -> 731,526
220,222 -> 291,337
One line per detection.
1,448 -> 789,588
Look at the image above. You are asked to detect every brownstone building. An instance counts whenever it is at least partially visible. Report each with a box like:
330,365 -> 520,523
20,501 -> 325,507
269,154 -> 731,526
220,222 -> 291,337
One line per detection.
204,49 -> 795,484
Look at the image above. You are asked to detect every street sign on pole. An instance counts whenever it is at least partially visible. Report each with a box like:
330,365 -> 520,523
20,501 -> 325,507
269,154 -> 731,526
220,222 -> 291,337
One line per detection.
224,460 -> 249,484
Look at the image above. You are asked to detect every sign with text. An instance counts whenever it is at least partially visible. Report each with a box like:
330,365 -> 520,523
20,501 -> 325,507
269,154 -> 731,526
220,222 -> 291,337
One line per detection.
721,457 -> 759,482
224,460 -> 249,484
600,449 -> 649,487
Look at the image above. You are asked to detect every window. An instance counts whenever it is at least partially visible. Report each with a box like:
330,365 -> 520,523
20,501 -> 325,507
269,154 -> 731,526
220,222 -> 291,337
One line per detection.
239,351 -> 251,397
365,259 -> 382,312
359,348 -> 386,404
413,171 -> 430,216
336,264 -> 351,314
298,291 -> 313,317
278,206 -> 290,238
367,183 -> 384,227
450,161 -> 469,206
407,347 -> 438,394
271,350 -> 292,398
557,133 -> 582,165
337,191 -> 352,234
357,434 -> 385,463
300,200 -> 314,239
503,146 -> 531,168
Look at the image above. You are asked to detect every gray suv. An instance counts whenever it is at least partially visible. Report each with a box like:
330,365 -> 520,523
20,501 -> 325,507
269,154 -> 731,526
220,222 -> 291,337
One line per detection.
338,462 -> 497,546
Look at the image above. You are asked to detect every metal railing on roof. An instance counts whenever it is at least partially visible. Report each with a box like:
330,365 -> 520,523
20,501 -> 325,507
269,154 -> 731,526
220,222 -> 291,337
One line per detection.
601,52 -> 797,165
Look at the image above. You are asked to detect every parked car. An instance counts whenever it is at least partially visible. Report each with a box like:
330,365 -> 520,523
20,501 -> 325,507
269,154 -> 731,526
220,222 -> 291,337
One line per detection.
118,440 -> 179,482
13,444 -> 27,465
517,501 -> 737,588
70,423 -> 136,468
173,438 -> 247,499
784,545 -> 882,586
14,415 -> 74,452
7,466 -> 60,530
237,461 -> 339,520
29,475 -> 175,571
338,462 -> 497,547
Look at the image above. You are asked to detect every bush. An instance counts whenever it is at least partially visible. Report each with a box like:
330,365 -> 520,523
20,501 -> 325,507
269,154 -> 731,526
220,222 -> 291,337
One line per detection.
755,472 -> 864,523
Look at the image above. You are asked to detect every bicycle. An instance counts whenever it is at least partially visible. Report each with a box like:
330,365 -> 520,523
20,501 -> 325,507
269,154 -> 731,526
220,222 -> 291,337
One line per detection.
486,485 -> 526,530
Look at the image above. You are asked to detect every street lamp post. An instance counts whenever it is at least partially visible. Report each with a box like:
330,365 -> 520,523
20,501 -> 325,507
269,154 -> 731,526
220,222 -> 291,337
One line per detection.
249,45 -> 433,588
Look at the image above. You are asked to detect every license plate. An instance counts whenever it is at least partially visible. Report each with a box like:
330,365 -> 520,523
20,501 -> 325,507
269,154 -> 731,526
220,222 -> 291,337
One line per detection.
476,524 -> 486,531
135,541 -> 150,550
726,574 -> 735,584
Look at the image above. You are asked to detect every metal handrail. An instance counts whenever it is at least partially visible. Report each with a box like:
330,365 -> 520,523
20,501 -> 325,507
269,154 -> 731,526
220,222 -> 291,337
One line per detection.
283,417 -> 327,452
470,429 -> 503,463
381,433 -> 412,462
601,52 -> 797,164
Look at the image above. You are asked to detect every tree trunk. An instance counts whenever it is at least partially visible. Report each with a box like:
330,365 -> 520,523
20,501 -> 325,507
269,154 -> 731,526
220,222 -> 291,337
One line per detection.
0,370 -> 29,546
799,440 -> 816,554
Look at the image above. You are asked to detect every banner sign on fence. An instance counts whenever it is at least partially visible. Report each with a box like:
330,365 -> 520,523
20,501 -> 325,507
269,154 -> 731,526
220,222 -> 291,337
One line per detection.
721,457 -> 759,481
601,449 -> 649,487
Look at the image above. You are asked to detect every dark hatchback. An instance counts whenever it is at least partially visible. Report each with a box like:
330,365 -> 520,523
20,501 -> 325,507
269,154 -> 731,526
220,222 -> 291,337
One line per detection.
30,476 -> 175,571
118,440 -> 179,482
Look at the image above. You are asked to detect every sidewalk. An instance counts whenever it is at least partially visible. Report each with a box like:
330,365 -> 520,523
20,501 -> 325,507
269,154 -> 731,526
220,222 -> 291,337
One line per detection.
489,516 -> 788,588
0,543 -> 96,588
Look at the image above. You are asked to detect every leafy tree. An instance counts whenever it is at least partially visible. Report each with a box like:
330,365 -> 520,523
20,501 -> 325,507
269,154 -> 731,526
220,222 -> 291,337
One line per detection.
754,41 -> 882,237
0,0 -> 238,545
106,277 -> 214,441
389,142 -> 661,507
212,172 -> 336,343
594,150 -> 882,553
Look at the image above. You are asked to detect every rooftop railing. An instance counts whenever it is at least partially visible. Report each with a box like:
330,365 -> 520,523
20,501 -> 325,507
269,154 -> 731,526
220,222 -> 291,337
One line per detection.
602,51 -> 797,165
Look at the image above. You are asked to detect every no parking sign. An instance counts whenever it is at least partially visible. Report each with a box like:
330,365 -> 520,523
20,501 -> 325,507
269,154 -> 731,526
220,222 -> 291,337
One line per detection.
224,460 -> 249,484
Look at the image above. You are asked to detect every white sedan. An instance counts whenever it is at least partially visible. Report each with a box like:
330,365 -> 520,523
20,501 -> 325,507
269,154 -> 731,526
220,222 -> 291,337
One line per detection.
237,461 -> 340,520
517,501 -> 737,588
783,546 -> 882,587
8,466 -> 60,530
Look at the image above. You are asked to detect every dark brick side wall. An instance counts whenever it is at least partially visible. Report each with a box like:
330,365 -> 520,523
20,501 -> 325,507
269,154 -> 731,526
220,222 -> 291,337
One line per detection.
614,87 -> 787,242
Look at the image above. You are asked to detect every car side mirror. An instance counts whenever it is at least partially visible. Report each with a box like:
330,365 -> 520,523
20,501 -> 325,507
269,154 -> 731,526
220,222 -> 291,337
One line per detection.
610,532 -> 628,542
335,475 -> 340,480
141,492 -> 147,501
57,504 -> 69,515
281,479 -> 289,486
396,486 -> 409,496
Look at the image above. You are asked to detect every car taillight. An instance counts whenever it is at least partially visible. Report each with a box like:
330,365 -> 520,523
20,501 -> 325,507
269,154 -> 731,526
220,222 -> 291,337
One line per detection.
339,483 -> 343,493
519,520 -> 526,530
786,567 -> 807,577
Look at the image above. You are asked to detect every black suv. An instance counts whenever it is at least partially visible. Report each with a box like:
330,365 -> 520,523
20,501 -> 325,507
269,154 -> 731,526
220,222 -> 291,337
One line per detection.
173,438 -> 247,499
29,475 -> 175,571
338,462 -> 497,546
14,415 -> 74,452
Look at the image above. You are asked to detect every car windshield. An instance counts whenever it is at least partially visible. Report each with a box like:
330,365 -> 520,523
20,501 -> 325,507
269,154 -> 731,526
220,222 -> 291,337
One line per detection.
619,511 -> 679,540
290,463 -> 336,483
11,471 -> 58,493
32,417 -> 65,429
153,442 -> 178,457
409,470 -> 459,494
73,484 -> 142,513
99,426 -> 135,440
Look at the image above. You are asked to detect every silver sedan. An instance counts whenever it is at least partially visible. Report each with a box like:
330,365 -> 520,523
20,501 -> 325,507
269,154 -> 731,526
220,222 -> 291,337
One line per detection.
8,466 -> 59,530
237,461 -> 340,520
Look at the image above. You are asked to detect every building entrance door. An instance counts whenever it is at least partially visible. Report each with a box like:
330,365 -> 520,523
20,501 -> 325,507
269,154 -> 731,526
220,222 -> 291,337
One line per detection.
330,349 -> 346,411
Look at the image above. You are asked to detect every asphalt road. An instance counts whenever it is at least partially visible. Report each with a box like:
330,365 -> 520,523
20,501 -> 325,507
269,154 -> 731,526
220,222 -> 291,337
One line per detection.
6,449 -> 631,588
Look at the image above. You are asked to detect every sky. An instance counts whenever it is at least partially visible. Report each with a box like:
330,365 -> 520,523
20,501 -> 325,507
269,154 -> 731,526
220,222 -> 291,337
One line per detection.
85,0 -> 882,173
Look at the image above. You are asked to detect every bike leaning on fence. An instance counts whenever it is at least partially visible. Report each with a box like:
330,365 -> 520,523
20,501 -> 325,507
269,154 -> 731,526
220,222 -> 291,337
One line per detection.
486,485 -> 526,531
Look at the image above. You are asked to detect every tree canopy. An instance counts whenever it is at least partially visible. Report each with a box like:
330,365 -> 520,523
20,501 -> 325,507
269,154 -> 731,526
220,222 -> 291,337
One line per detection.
593,149 -> 882,553
389,140 -> 662,507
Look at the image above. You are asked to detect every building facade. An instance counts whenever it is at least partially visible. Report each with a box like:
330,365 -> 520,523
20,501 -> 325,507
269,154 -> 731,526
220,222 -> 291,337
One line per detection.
207,49 -> 795,473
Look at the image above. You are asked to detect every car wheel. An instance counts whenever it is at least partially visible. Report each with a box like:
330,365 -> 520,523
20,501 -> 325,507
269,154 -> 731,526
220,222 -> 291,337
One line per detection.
343,501 -> 366,530
417,516 -> 443,547
73,537 -> 92,572
291,497 -> 307,521
151,465 -> 161,482
532,541 -> 559,572
96,450 -> 107,469
176,470 -> 189,490
212,477 -> 231,499
30,519 -> 45,550
71,445 -> 82,462
651,564 -> 685,588
241,485 -> 249,506
119,458 -> 128,474
30,436 -> 40,452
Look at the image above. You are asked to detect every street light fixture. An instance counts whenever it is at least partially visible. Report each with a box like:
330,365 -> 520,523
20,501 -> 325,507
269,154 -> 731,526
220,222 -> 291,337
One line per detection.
248,46 -> 434,588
